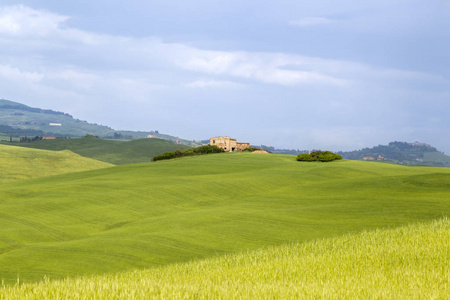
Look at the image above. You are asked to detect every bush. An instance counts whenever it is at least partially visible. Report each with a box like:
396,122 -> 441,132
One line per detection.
296,153 -> 316,161
153,145 -> 224,161
296,151 -> 342,162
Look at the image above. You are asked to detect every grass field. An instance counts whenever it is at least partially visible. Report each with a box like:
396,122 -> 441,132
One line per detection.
0,144 -> 112,183
0,152 -> 449,284
1,218 -> 448,299
1,136 -> 190,165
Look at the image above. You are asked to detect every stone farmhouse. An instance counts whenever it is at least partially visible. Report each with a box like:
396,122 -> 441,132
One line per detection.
210,136 -> 250,152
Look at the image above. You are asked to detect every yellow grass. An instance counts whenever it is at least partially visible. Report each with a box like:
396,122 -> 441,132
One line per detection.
1,218 -> 448,299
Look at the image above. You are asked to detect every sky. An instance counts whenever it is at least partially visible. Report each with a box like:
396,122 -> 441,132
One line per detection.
0,1 -> 449,153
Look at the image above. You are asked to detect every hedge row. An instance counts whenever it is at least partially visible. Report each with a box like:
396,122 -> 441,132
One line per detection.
153,145 -> 225,161
297,151 -> 342,162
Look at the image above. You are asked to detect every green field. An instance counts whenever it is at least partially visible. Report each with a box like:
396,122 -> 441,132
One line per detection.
0,144 -> 112,183
0,152 -> 449,285
1,136 -> 190,165
2,218 -> 448,299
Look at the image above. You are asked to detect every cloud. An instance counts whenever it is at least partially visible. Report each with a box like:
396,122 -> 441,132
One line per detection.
179,51 -> 346,86
289,17 -> 335,27
0,5 -> 68,36
0,64 -> 43,82
185,80 -> 239,88
0,5 -> 349,88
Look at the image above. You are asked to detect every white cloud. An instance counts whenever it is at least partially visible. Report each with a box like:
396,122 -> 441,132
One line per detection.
179,51 -> 346,86
0,64 -> 43,82
185,80 -> 239,88
0,5 -> 68,36
289,17 -> 335,27
0,5 -> 349,88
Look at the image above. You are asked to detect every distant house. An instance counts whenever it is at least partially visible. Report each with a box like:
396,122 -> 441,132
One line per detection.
363,156 -> 375,161
43,136 -> 57,140
49,123 -> 62,127
210,136 -> 250,152
377,155 -> 386,161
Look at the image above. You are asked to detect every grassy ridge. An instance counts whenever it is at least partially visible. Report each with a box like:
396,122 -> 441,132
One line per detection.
0,153 -> 449,283
1,218 -> 448,299
0,144 -> 112,183
3,137 -> 190,165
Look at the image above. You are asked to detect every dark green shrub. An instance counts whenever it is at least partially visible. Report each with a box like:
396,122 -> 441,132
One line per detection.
153,152 -> 175,161
153,145 -> 224,162
296,151 -> 342,162
194,145 -> 224,154
296,153 -> 316,161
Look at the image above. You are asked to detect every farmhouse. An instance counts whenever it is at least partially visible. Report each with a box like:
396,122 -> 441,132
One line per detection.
210,136 -> 250,152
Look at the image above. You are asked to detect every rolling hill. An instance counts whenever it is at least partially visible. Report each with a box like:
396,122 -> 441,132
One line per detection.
2,135 -> 191,165
2,218 -> 448,298
0,153 -> 449,284
0,144 -> 112,183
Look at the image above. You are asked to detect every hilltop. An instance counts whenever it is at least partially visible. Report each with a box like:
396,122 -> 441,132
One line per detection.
0,99 -> 200,146
2,135 -> 191,165
0,152 -> 449,284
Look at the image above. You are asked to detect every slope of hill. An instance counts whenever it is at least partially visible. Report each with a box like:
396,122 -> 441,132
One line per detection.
3,136 -> 191,165
0,99 -> 115,137
0,153 -> 449,283
0,99 -> 200,146
338,141 -> 450,167
2,218 -> 447,298
0,144 -> 112,183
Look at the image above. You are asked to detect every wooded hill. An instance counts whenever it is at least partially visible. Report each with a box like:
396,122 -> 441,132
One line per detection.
337,141 -> 450,167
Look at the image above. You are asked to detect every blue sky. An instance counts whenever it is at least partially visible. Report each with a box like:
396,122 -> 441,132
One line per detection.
0,1 -> 449,153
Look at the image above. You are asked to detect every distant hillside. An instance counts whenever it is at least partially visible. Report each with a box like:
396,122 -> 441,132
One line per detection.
2,135 -> 191,165
0,99 -> 200,146
338,141 -> 450,167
